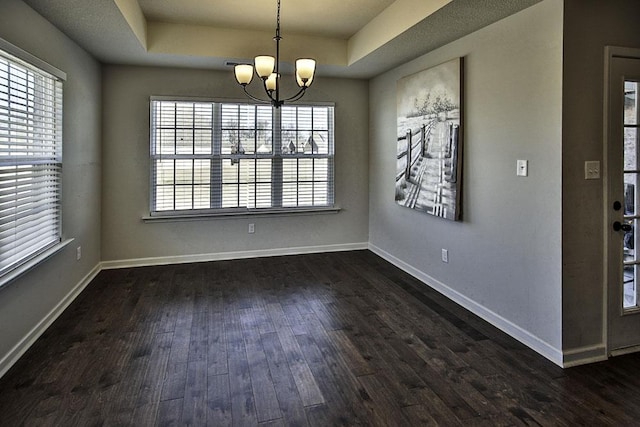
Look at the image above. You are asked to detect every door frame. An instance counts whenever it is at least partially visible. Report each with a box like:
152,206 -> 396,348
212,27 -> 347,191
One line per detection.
604,46 -> 640,356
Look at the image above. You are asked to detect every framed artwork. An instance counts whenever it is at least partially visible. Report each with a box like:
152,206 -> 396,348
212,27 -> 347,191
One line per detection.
395,57 -> 464,221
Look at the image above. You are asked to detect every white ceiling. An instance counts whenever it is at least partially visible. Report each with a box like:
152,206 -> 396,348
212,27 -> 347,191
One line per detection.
22,0 -> 542,79
137,0 -> 396,39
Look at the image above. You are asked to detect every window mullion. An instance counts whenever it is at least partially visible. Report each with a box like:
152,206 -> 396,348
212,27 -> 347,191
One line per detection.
212,103 -> 222,209
311,107 -> 315,205
253,106 -> 257,208
173,102 -> 177,211
329,106 -> 335,205
272,107 -> 282,208
296,107 -> 299,207
236,107 -> 241,207
191,103 -> 196,209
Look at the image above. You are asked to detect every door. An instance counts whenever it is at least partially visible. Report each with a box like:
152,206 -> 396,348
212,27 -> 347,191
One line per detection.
607,51 -> 640,354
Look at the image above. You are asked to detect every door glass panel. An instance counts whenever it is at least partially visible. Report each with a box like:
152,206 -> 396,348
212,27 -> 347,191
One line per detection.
625,131 -> 637,170
624,259 -> 637,308
626,81 -> 637,125
623,79 -> 640,310
623,219 -> 637,308
624,175 -> 637,214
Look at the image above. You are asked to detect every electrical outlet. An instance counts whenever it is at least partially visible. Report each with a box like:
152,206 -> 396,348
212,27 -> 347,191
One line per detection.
248,223 -> 255,234
441,248 -> 448,263
76,246 -> 81,260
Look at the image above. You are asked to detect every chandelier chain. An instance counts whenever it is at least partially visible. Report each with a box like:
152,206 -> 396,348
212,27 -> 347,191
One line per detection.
276,0 -> 281,37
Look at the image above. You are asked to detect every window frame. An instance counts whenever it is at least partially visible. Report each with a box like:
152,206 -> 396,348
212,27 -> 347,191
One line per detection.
0,37 -> 67,286
148,96 -> 337,219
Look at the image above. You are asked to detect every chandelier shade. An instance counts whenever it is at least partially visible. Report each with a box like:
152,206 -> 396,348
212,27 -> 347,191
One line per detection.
295,58 -> 316,86
254,56 -> 276,78
265,73 -> 278,91
233,0 -> 316,108
234,64 -> 254,85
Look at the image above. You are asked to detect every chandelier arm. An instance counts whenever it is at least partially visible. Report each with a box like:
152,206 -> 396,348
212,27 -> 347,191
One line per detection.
241,85 -> 272,105
281,87 -> 308,103
261,84 -> 279,106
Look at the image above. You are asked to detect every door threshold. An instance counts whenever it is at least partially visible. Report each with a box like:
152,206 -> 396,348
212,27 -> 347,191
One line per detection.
610,344 -> 640,357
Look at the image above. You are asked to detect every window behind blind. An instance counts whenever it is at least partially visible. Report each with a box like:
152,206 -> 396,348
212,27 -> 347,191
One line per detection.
0,47 -> 63,276
150,99 -> 334,215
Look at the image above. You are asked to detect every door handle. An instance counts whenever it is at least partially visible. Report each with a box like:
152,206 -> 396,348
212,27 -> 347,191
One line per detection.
613,221 -> 632,232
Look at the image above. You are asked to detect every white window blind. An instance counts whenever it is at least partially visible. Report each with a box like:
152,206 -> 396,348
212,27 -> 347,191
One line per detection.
150,99 -> 334,215
0,48 -> 63,276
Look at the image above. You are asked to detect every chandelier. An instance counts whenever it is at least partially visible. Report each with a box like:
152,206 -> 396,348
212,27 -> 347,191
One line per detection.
233,0 -> 316,108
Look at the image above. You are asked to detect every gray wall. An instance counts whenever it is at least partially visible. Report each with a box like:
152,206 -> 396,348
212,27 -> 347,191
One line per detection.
562,0 -> 640,355
369,0 -> 563,358
101,66 -> 369,262
0,0 -> 102,368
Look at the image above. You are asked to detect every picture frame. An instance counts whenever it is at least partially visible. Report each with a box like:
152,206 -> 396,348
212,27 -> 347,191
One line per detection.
395,57 -> 464,221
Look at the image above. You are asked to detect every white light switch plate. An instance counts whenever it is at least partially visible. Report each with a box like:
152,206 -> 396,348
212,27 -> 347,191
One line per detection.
585,161 -> 600,180
517,159 -> 528,177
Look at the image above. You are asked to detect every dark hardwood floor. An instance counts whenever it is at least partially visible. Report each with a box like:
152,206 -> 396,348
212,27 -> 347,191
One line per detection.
1,250 -> 640,426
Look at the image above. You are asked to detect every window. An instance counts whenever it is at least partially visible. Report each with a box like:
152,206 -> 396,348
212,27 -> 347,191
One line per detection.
150,99 -> 334,216
0,45 -> 63,277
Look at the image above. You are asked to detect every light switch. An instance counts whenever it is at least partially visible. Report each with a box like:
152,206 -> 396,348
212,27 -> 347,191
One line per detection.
585,161 -> 600,180
517,159 -> 528,177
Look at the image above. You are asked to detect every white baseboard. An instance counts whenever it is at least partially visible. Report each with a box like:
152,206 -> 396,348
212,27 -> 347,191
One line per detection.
562,344 -> 608,367
0,263 -> 102,379
368,243 -> 564,367
100,242 -> 369,270
6,242 -> 604,378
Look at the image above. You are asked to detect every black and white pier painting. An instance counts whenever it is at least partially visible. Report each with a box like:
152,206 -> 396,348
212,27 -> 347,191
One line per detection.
396,57 -> 463,221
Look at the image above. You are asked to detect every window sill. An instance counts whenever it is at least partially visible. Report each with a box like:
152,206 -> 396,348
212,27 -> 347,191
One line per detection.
142,206 -> 341,223
0,238 -> 74,290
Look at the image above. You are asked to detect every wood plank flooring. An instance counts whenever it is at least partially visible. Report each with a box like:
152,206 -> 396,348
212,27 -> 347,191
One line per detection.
2,250 -> 640,425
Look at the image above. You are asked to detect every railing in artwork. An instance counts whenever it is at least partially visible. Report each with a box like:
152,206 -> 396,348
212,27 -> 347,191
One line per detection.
396,119 -> 460,215
396,122 -> 434,183
447,122 -> 460,184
